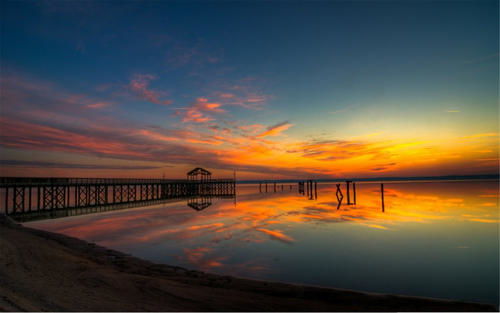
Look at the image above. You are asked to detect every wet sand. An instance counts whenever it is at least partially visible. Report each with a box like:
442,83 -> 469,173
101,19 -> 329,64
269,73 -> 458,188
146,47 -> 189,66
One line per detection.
0,214 -> 496,312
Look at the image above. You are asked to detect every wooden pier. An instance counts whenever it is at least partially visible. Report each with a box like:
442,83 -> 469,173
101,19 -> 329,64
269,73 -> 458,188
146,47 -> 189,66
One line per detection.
0,176 -> 235,217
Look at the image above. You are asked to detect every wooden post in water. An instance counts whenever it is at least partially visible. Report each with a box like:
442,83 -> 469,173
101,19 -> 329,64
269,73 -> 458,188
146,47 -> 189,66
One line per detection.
353,182 -> 356,204
381,183 -> 385,212
259,182 -> 262,193
265,182 -> 268,193
274,182 -> 276,192
346,181 -> 351,205
314,181 -> 317,199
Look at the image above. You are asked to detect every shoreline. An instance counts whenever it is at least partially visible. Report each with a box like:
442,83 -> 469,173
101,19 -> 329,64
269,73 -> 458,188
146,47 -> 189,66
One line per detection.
0,214 -> 496,312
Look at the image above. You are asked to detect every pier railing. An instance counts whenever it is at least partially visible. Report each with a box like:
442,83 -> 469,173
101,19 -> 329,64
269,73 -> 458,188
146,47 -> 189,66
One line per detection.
0,177 -> 232,186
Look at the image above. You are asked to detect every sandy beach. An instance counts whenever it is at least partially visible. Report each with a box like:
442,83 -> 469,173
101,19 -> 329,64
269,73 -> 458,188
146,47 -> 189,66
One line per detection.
0,214 -> 496,312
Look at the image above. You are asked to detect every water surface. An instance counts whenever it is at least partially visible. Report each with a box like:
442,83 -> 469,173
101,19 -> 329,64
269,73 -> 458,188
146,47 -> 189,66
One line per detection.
28,181 -> 499,305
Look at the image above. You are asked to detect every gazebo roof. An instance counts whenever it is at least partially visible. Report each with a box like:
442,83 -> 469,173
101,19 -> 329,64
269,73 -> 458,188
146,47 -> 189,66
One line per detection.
187,167 -> 212,176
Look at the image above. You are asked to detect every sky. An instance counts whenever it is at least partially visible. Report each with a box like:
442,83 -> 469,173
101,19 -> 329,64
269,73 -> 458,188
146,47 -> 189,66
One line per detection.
0,0 -> 498,179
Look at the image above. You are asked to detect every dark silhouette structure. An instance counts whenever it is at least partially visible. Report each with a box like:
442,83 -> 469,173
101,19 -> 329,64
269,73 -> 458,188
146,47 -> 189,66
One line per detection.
345,181 -> 357,205
381,183 -> 385,212
187,195 -> 213,211
296,180 -> 317,199
353,182 -> 357,204
298,181 -> 305,194
259,182 -> 292,193
187,167 -> 212,182
1,169 -> 235,218
335,184 -> 344,210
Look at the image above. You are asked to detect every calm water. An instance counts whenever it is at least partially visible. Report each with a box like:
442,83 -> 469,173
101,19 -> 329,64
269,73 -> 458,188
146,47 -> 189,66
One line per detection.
27,181 -> 499,305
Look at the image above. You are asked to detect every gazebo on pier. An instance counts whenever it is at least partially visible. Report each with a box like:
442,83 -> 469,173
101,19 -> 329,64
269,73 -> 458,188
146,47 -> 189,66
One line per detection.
187,167 -> 212,182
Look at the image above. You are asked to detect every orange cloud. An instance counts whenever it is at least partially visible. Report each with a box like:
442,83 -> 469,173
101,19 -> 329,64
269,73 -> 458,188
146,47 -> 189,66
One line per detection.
176,97 -> 225,123
256,121 -> 293,137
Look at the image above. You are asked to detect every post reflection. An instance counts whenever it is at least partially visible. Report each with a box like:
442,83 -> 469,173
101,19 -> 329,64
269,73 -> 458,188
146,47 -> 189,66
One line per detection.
381,183 -> 385,212
335,184 -> 344,210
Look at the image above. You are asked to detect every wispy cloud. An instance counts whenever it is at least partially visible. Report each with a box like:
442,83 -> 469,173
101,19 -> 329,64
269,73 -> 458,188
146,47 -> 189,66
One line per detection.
165,41 -> 221,68
175,97 -> 225,123
256,121 -> 293,137
86,101 -> 112,109
462,133 -> 498,139
210,78 -> 272,110
128,74 -> 172,105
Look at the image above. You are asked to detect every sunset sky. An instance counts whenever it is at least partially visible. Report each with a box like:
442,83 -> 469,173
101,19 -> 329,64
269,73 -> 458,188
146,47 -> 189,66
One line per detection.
0,0 -> 498,179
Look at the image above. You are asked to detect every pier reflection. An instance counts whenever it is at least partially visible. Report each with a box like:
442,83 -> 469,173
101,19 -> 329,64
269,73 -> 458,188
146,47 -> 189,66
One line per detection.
12,194 -> 235,222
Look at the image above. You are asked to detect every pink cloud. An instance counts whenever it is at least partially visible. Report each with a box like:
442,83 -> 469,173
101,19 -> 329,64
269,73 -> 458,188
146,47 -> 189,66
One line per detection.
128,74 -> 172,105
138,128 -> 223,146
86,101 -> 112,109
137,129 -> 179,142
1,74 -> 114,116
208,79 -> 272,110
0,117 -> 148,159
237,124 -> 265,135
176,97 -> 225,123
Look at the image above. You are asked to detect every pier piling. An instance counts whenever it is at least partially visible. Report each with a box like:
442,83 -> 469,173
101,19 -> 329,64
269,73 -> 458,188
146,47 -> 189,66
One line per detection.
353,182 -> 356,204
381,183 -> 385,212
346,181 -> 351,205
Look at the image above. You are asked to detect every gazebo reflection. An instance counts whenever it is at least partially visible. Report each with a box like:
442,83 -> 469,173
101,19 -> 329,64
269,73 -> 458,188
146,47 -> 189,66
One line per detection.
187,195 -> 213,211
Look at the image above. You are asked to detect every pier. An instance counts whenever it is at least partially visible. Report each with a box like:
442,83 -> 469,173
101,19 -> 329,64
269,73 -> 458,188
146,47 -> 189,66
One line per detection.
0,169 -> 235,217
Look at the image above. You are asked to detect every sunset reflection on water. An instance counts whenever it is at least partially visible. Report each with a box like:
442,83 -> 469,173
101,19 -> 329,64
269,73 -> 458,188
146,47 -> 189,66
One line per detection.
28,181 -> 499,305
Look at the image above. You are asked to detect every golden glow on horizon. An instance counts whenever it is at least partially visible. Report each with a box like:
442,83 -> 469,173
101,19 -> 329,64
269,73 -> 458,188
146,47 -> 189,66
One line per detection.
0,111 -> 498,179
